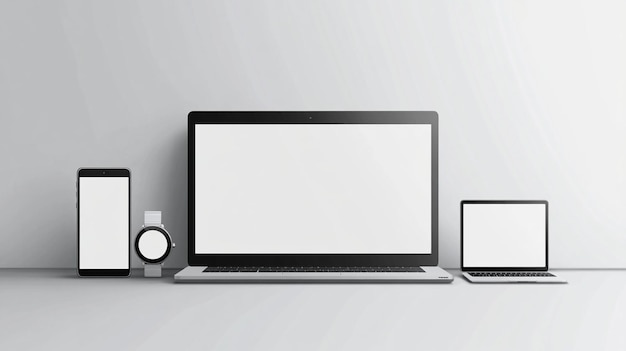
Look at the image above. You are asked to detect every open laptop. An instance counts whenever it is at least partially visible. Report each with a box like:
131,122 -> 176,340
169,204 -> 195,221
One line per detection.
461,200 -> 566,283
175,111 -> 453,282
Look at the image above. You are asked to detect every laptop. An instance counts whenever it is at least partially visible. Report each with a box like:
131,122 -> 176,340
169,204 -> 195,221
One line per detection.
461,200 -> 566,283
175,111 -> 453,282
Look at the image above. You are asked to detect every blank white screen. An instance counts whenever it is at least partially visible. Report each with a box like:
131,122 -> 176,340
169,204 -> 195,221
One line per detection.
195,124 -> 432,254
79,177 -> 129,269
463,203 -> 546,268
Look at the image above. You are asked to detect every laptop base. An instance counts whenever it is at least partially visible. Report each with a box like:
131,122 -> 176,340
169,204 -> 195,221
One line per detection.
462,272 -> 567,284
175,266 -> 453,283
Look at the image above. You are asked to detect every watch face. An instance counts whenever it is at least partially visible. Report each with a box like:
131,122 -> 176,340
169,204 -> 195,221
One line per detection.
135,227 -> 172,263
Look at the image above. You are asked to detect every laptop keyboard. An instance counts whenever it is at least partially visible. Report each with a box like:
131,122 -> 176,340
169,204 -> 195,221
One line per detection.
203,266 -> 425,273
468,272 -> 555,277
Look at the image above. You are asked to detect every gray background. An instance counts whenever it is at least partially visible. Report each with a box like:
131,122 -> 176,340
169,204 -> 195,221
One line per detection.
1,0 -> 624,269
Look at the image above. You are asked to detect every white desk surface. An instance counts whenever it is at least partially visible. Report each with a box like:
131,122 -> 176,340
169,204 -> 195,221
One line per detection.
1,269 -> 625,351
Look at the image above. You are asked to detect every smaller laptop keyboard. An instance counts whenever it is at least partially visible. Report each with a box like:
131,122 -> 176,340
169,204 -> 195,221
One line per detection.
203,266 -> 424,273
468,272 -> 555,277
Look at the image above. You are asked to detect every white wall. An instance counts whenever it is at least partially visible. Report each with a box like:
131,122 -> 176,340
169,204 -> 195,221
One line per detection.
1,0 -> 624,268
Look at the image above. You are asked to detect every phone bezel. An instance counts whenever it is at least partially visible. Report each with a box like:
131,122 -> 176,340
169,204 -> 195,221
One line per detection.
77,168 -> 131,277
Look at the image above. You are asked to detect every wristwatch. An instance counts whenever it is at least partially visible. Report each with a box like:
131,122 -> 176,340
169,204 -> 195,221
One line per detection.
135,211 -> 175,277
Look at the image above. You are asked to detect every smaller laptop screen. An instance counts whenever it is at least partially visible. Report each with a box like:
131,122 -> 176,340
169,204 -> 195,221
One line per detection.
462,202 -> 547,269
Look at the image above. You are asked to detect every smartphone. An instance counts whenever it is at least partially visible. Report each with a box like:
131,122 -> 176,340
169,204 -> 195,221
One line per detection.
77,168 -> 130,276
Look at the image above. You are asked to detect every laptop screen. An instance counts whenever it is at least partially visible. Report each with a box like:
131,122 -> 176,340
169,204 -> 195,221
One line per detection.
462,202 -> 548,269
194,123 -> 432,255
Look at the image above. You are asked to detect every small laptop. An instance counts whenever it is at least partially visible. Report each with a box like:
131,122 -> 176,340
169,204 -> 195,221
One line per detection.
175,111 -> 453,283
461,200 -> 566,284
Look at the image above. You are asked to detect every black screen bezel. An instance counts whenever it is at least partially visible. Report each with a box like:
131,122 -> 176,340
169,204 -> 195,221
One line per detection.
77,168 -> 131,277
188,111 -> 439,267
460,200 -> 549,272
134,227 -> 173,264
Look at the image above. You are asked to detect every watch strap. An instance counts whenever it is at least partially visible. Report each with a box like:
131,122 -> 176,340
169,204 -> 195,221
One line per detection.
143,211 -> 164,277
144,263 -> 162,278
144,211 -> 162,227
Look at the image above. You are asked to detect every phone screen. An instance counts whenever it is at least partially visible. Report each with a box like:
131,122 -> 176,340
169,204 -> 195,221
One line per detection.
78,170 -> 130,275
